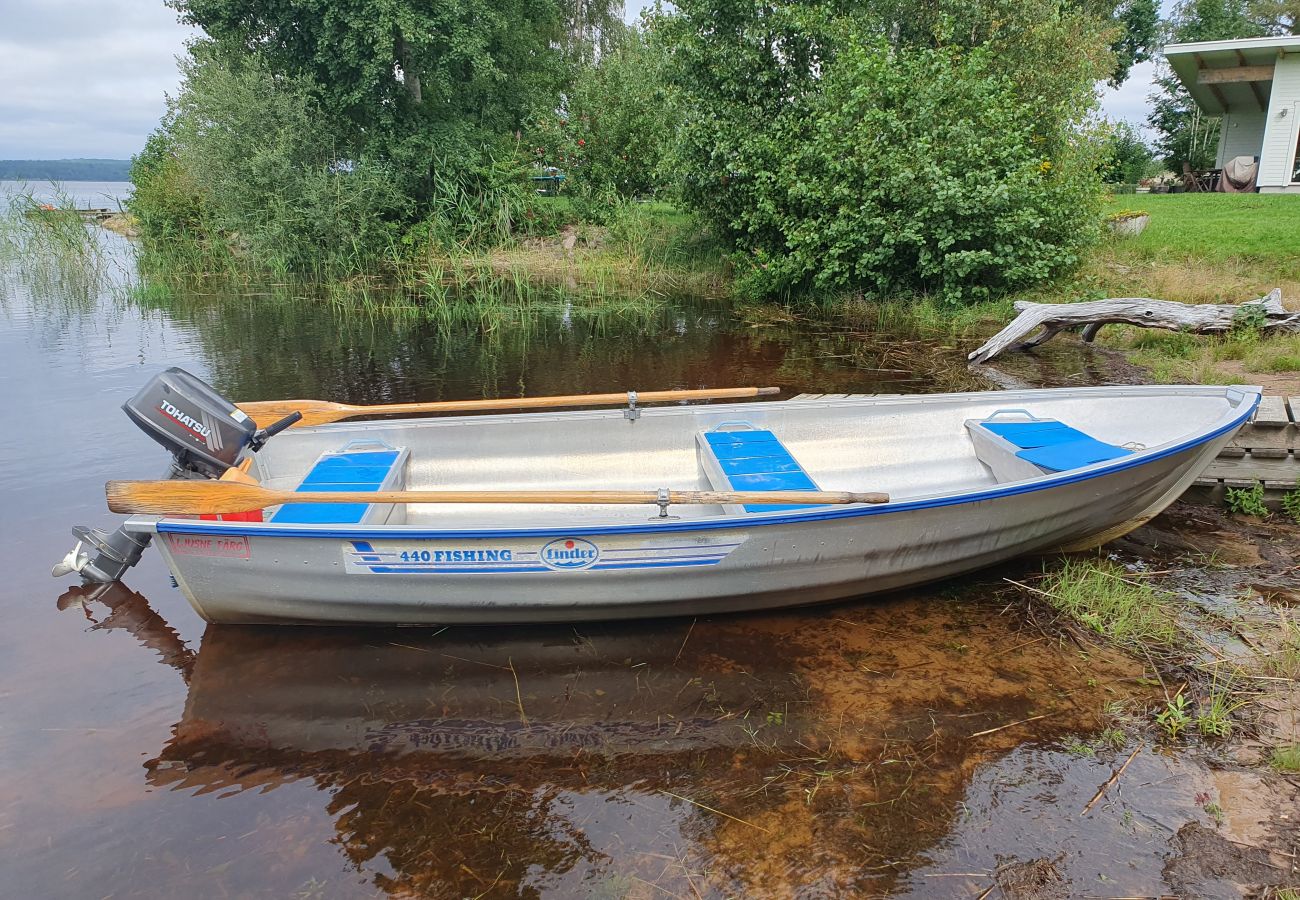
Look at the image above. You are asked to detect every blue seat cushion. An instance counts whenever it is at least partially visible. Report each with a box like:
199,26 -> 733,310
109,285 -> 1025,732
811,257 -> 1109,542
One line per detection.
981,419 -> 1131,473
272,449 -> 400,525
703,430 -> 821,513
1016,438 -> 1131,473
982,421 -> 1085,449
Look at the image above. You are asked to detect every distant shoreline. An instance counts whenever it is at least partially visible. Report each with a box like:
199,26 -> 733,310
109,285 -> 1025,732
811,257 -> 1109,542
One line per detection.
0,159 -> 131,181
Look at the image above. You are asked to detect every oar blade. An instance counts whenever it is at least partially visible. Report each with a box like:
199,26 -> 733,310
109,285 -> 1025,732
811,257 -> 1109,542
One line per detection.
106,480 -> 274,515
236,399 -> 348,428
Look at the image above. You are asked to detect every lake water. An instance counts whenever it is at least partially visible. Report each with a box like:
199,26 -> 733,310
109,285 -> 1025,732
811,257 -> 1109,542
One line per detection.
0,179 -> 132,209
0,183 -> 1258,897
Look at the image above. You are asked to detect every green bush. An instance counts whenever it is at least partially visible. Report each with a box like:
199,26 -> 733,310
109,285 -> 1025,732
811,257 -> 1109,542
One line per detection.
731,42 -> 1105,303
130,50 -> 411,275
664,1 -> 1112,304
1106,183 -> 1139,194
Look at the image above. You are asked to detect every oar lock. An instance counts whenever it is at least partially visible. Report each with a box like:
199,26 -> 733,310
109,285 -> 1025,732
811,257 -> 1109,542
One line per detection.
655,487 -> 678,519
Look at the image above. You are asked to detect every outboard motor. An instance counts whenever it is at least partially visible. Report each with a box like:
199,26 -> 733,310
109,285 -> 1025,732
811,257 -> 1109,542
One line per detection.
53,367 -> 301,584
123,367 -> 260,478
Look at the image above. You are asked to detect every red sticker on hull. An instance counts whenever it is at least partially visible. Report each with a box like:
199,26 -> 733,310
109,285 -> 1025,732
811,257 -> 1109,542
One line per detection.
165,533 -> 250,559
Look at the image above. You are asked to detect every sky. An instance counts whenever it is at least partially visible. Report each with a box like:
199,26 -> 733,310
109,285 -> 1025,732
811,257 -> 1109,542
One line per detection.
0,0 -> 1160,160
0,0 -> 198,159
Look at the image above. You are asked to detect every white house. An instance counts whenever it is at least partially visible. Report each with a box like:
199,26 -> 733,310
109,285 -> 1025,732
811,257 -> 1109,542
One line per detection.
1165,35 -> 1300,192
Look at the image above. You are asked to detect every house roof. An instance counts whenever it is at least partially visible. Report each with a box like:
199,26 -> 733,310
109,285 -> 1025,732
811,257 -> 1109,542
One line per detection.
1164,36 -> 1300,114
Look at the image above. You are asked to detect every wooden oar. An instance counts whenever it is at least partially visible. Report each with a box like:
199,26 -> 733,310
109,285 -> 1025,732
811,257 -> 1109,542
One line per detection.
236,386 -> 781,428
106,480 -> 889,516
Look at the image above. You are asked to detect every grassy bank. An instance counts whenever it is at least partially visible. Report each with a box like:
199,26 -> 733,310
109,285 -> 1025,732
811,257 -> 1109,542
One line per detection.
126,197 -> 730,307
39,184 -> 1300,393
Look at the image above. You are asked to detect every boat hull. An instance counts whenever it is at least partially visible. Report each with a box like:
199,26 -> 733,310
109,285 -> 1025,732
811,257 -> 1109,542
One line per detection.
146,426 -> 1236,625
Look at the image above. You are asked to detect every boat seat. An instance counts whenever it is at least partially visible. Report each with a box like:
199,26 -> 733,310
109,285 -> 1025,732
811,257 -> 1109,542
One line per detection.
271,444 -> 407,525
966,415 -> 1131,481
697,427 -> 825,514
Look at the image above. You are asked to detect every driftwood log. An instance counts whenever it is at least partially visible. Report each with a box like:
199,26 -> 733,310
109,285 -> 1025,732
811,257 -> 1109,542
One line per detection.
969,289 -> 1300,364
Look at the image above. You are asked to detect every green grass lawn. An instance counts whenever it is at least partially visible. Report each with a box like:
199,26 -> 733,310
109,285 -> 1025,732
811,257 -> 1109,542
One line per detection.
1102,193 -> 1300,269
1091,193 -> 1300,385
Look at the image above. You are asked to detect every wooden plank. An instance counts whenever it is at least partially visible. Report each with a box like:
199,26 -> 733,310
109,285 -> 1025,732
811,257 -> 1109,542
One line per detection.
1199,454 -> 1300,483
1226,423 -> 1298,451
1197,64 -> 1276,84
790,394 -> 823,401
1254,395 -> 1290,426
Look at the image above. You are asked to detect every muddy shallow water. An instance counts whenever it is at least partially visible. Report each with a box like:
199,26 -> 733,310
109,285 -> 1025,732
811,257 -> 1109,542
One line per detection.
2,190 -> 1298,898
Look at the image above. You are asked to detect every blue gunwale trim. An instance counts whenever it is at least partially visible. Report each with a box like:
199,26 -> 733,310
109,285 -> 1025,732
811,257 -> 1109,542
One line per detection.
155,397 -> 1259,541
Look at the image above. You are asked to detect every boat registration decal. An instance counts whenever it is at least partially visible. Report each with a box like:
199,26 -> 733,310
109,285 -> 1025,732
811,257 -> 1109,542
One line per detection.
342,534 -> 745,575
164,533 -> 251,559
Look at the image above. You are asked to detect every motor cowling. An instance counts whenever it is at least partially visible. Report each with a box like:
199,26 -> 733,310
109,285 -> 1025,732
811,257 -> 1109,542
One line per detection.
122,367 -> 257,479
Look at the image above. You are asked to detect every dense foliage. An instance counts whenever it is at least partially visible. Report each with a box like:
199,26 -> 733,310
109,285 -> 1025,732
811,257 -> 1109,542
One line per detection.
131,0 -> 621,272
131,50 -> 408,273
1101,122 -> 1160,183
131,0 -> 1150,303
530,24 -> 677,209
166,0 -> 606,193
665,1 -> 1114,302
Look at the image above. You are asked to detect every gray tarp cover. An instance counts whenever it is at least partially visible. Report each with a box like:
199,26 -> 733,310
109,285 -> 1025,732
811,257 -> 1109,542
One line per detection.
1220,155 -> 1258,192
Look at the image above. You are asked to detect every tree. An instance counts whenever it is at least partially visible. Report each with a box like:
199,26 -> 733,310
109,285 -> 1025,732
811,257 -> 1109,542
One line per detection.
663,1 -> 1114,303
531,23 -> 678,203
1107,0 -> 1161,86
166,0 -> 621,208
1101,121 -> 1158,183
1249,0 -> 1300,33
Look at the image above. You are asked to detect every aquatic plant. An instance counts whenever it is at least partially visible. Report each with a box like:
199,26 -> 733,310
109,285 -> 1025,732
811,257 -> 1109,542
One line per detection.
1268,745 -> 1300,773
1155,693 -> 1191,741
1264,611 -> 1300,680
1280,480 -> 1300,525
1194,671 -> 1246,740
1097,726 -> 1127,751
1201,799 -> 1225,826
0,189 -> 110,308
1037,557 -> 1179,646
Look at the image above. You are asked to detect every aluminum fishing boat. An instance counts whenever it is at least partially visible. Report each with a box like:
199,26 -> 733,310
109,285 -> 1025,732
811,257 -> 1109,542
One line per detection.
55,371 -> 1260,625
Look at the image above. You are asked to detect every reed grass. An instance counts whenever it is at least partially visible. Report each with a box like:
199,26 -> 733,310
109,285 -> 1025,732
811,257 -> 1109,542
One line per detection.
1037,557 -> 1179,646
1269,745 -> 1300,773
0,188 -> 110,307
1263,611 -> 1300,680
1194,670 -> 1247,739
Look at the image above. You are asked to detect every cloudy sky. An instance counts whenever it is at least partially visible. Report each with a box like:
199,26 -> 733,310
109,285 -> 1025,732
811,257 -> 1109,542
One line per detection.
0,0 -> 1160,160
0,1 -> 197,159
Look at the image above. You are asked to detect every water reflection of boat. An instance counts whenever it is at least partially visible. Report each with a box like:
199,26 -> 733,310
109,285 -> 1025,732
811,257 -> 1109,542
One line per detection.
58,582 -> 1150,897
64,584 -> 802,770
66,583 -> 827,894
160,618 -> 796,767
